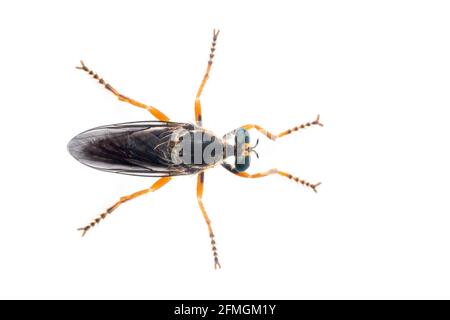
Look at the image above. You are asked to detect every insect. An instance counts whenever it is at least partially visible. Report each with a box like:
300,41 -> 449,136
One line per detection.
68,30 -> 323,269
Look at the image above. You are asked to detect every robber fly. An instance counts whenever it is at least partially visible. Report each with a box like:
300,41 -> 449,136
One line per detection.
68,30 -> 323,269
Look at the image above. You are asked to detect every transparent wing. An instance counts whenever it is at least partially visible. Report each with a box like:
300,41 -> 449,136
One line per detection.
68,121 -> 199,177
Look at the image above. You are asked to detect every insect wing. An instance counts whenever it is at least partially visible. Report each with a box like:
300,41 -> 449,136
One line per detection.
68,121 -> 195,177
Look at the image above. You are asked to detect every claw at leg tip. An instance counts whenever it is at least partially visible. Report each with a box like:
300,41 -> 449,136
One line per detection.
312,182 -> 322,193
75,60 -> 85,70
214,257 -> 222,269
77,227 -> 87,237
314,114 -> 324,126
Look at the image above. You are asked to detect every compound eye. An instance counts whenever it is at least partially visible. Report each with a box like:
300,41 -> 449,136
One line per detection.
236,130 -> 246,144
234,128 -> 251,172
235,155 -> 250,172
235,128 -> 250,144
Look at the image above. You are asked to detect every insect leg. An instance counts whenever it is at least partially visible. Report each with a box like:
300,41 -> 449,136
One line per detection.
76,61 -> 170,121
222,164 -> 321,193
241,115 -> 323,141
196,172 -> 221,269
78,177 -> 171,236
195,29 -> 220,126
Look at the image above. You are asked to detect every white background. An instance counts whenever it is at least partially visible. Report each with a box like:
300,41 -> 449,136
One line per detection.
0,0 -> 449,299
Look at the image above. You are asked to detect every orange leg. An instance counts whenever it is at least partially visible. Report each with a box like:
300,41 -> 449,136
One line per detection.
76,61 -> 170,121
78,177 -> 171,236
241,114 -> 323,141
195,29 -> 220,126
197,172 -> 221,269
235,169 -> 321,193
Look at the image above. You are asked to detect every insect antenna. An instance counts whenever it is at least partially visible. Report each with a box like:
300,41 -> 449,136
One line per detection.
251,149 -> 260,159
252,138 -> 259,149
249,138 -> 260,158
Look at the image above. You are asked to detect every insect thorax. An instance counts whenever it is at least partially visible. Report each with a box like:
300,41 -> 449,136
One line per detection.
169,128 -> 229,167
